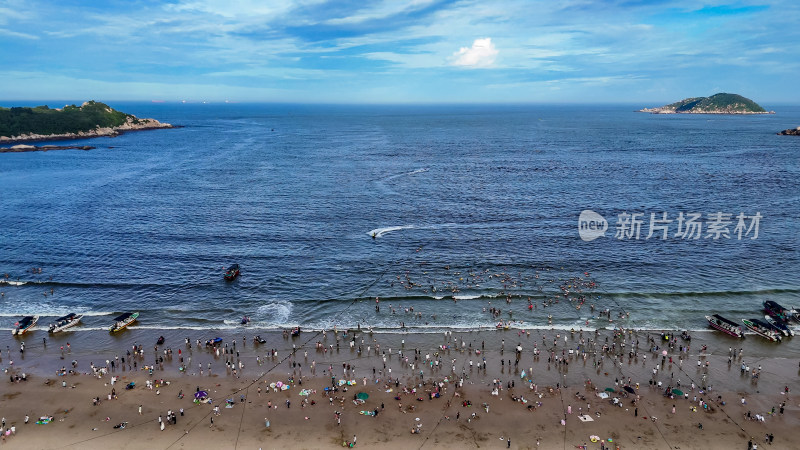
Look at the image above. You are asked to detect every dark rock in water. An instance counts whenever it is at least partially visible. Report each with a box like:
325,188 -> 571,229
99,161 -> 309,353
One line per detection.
777,127 -> 800,135
0,144 -> 97,153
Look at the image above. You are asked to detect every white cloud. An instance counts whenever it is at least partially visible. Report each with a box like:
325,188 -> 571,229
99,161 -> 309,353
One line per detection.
451,38 -> 498,68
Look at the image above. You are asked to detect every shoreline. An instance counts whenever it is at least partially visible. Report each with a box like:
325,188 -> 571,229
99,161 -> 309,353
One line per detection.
636,108 -> 775,114
1,327 -> 797,449
0,123 -> 177,147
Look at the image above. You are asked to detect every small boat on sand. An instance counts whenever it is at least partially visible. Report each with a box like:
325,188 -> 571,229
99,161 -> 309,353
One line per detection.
49,313 -> 83,333
156,336 -> 165,346
742,318 -> 781,342
241,316 -> 250,325
110,312 -> 139,333
788,306 -> 800,323
764,315 -> 793,337
206,337 -> 223,347
224,264 -> 240,281
705,314 -> 744,338
13,315 -> 38,335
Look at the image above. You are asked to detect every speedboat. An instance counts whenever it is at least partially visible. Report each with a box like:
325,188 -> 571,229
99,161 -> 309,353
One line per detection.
763,300 -> 788,322
49,313 -> 83,333
764,315 -> 793,337
110,312 -> 139,333
206,337 -> 223,347
742,318 -> 781,342
705,314 -> 744,338
224,264 -> 240,281
13,315 -> 38,335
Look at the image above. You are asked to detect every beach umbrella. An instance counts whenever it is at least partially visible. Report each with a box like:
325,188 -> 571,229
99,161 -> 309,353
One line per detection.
624,386 -> 635,394
672,389 -> 684,396
357,392 -> 369,400
276,381 -> 284,388
605,388 -> 615,392
195,391 -> 208,399
662,350 -> 668,356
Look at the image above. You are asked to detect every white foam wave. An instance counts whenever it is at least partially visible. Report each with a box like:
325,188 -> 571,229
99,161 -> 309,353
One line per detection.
77,311 -> 115,317
256,301 -> 293,324
0,307 -> 113,318
0,280 -> 27,286
367,225 -> 415,238
133,324 -> 240,331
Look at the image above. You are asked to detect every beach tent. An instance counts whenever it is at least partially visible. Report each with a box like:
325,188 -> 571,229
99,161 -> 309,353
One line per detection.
596,392 -> 609,399
195,391 -> 208,399
672,389 -> 684,397
357,392 -> 369,400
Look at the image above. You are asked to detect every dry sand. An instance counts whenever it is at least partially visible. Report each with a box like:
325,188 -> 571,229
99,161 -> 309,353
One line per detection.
1,327 -> 797,449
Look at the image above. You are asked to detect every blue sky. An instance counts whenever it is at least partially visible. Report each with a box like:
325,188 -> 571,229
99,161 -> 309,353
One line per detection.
0,0 -> 797,103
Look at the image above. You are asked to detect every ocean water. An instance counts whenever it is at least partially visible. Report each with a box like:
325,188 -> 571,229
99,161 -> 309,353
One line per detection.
1,103 -> 798,334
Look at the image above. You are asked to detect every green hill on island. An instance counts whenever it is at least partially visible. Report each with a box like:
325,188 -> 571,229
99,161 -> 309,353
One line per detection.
639,93 -> 772,114
0,101 -> 138,137
0,101 -> 172,143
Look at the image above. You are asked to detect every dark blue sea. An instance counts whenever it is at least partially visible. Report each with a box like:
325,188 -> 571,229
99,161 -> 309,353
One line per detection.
1,103 -> 798,333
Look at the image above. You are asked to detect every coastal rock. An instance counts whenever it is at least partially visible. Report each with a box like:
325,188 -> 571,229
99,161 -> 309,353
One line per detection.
777,126 -> 800,135
0,118 -> 172,143
0,144 -> 96,153
0,101 -> 174,144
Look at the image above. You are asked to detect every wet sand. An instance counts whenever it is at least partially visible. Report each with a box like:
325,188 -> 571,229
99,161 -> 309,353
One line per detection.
1,327 -> 798,449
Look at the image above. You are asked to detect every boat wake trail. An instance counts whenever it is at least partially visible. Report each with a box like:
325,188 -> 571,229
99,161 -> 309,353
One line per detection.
373,168 -> 429,195
384,168 -> 429,181
367,225 -> 416,238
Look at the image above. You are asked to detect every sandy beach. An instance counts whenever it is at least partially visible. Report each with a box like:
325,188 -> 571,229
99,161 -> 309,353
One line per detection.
0,325 -> 797,449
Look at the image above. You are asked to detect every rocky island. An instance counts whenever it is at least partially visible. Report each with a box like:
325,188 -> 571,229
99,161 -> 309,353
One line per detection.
638,93 -> 774,114
0,101 -> 173,149
777,127 -> 800,135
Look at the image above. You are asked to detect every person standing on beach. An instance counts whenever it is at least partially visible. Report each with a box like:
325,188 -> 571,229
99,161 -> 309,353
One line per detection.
139,405 -> 142,415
